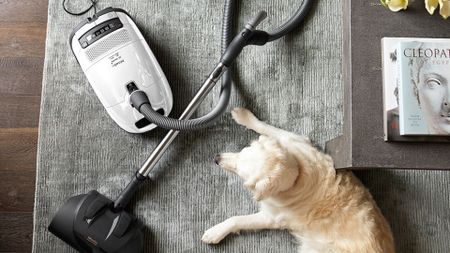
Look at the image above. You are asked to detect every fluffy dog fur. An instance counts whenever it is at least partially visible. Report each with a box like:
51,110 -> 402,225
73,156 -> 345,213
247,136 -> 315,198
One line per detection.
202,108 -> 395,253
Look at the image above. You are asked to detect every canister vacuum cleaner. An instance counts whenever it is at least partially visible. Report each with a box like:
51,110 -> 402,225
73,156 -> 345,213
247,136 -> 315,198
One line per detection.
49,0 -> 314,252
68,7 -> 173,133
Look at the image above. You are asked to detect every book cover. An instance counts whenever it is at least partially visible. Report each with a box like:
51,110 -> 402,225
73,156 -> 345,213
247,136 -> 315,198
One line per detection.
381,37 -> 450,141
398,40 -> 450,136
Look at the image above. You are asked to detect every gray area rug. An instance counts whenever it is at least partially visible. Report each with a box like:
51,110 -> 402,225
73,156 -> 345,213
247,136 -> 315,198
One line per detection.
33,0 -> 449,252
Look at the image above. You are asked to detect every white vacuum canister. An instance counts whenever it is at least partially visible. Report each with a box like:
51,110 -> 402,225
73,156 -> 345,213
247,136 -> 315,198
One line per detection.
70,8 -> 173,133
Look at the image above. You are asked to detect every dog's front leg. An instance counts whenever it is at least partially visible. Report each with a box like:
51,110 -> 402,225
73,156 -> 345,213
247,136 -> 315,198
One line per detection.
202,212 -> 281,244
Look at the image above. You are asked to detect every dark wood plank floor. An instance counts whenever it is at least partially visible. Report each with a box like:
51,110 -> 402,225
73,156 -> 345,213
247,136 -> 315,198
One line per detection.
0,0 -> 48,252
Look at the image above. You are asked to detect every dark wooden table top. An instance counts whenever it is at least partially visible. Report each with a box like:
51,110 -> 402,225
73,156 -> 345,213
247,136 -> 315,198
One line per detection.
0,0 -> 48,252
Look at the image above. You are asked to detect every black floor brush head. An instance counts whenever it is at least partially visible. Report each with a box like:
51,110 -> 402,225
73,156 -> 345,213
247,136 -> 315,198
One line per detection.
49,190 -> 144,253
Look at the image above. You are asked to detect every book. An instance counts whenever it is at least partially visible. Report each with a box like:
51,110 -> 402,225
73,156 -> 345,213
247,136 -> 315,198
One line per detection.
381,37 -> 450,142
398,40 -> 450,136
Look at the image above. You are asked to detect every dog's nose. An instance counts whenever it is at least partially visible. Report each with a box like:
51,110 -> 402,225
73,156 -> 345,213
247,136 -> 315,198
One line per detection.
214,155 -> 221,165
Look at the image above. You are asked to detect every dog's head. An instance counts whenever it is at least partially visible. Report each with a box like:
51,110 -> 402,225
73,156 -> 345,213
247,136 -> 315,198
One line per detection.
214,135 -> 299,201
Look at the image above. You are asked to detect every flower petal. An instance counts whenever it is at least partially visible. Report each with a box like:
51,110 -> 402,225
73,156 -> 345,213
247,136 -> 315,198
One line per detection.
439,0 -> 450,19
425,0 -> 439,14
382,0 -> 409,12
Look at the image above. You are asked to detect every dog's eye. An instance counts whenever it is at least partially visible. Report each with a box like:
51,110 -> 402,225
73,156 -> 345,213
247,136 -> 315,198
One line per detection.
426,78 -> 441,89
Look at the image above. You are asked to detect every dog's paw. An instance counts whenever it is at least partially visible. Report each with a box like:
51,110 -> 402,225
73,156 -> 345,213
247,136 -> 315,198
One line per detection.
201,224 -> 231,244
231,108 -> 258,127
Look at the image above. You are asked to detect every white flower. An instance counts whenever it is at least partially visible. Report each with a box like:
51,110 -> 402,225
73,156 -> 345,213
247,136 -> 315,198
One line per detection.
381,0 -> 409,12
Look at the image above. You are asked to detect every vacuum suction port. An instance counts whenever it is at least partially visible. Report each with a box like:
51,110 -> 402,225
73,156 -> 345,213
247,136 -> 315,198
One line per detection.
126,82 -> 139,94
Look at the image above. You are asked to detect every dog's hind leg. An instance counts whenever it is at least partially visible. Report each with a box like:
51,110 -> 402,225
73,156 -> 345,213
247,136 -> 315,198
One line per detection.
201,212 -> 282,244
231,107 -> 310,144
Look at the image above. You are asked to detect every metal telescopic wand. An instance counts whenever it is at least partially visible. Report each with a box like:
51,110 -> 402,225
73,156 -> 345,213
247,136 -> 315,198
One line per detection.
113,11 -> 268,211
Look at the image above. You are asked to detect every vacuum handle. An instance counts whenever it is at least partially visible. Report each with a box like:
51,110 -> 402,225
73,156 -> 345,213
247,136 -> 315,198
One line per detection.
221,11 -> 269,67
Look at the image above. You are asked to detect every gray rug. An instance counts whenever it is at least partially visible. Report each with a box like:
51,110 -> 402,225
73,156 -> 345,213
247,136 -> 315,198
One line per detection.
33,0 -> 449,252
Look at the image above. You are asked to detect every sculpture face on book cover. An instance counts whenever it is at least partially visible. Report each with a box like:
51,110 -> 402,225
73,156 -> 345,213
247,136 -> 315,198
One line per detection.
409,44 -> 450,134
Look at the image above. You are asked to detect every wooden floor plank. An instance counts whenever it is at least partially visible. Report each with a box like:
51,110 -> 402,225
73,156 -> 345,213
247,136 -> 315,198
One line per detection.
0,57 -> 44,96
0,128 -> 38,172
0,24 -> 46,58
0,96 -> 41,128
0,128 -> 38,213
0,0 -> 48,23
0,170 -> 36,212
0,212 -> 33,252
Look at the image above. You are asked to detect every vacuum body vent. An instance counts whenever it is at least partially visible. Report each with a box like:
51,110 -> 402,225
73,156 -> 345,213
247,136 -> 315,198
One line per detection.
86,29 -> 131,61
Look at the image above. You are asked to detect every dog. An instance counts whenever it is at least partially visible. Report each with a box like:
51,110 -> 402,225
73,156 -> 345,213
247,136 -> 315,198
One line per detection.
201,108 -> 395,253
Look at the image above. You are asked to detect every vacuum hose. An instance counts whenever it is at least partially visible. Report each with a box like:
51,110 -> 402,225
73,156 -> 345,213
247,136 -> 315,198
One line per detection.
132,0 -> 314,131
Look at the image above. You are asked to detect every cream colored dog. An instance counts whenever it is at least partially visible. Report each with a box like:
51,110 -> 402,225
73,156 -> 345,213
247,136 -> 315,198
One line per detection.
202,108 -> 395,253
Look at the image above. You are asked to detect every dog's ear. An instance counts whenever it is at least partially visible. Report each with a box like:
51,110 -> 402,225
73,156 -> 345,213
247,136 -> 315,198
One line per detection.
253,177 -> 274,201
253,160 -> 299,201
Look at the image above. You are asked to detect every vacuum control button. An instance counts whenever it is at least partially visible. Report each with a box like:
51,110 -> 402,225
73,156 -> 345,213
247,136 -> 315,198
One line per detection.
78,18 -> 123,49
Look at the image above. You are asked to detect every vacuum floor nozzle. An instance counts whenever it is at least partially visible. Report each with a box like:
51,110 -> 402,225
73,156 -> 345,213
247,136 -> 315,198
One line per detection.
49,191 -> 144,253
